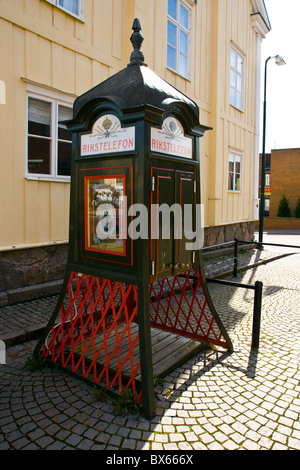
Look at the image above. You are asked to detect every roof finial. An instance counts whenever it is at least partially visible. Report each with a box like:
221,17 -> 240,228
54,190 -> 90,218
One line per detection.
128,18 -> 147,67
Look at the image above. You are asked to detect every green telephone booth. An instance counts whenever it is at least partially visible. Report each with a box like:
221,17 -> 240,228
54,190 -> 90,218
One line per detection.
34,19 -> 232,419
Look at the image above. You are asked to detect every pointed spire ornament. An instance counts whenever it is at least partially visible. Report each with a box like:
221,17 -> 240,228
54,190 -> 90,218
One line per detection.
128,18 -> 147,66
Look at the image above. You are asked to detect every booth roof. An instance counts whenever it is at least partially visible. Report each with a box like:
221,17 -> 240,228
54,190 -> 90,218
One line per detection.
73,63 -> 199,122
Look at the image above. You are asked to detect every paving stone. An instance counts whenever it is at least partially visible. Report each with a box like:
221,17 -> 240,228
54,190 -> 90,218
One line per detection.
1,252 -> 300,450
64,433 -> 83,447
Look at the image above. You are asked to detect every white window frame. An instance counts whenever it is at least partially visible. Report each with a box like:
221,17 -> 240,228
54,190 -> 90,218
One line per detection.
167,0 -> 191,79
26,85 -> 74,183
228,150 -> 242,193
45,0 -> 84,21
230,44 -> 245,112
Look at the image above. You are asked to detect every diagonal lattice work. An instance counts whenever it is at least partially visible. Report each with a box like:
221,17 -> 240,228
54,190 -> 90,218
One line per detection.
40,268 -> 230,403
41,272 -> 141,400
149,269 -> 230,349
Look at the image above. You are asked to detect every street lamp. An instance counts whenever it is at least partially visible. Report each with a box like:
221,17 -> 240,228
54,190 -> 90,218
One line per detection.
258,55 -> 286,244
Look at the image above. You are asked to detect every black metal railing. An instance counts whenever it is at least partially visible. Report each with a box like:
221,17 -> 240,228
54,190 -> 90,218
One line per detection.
203,237 -> 300,350
206,277 -> 263,350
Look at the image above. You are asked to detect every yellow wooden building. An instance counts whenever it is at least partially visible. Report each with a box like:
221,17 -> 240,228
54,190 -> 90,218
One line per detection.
0,0 -> 270,300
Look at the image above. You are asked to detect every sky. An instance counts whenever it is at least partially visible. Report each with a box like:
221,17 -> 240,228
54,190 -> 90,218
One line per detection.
260,0 -> 300,153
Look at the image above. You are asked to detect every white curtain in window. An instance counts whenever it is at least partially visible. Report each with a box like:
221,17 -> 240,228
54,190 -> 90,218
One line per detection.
59,0 -> 79,15
58,105 -> 72,125
28,98 -> 51,125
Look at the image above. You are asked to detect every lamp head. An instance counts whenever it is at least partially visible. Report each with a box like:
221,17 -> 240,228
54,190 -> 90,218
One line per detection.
275,55 -> 286,66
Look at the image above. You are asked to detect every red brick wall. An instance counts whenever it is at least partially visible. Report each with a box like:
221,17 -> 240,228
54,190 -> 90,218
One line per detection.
269,148 -> 300,217
255,217 -> 300,230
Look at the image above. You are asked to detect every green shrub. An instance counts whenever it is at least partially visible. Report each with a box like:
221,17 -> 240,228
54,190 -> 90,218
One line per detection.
277,193 -> 291,217
25,354 -> 47,371
114,389 -> 142,415
294,198 -> 300,218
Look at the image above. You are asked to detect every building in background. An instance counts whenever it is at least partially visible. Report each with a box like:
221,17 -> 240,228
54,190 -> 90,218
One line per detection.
0,0 -> 270,302
257,148 -> 300,230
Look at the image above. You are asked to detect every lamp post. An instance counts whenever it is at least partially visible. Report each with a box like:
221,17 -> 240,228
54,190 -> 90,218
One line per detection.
259,55 -> 286,244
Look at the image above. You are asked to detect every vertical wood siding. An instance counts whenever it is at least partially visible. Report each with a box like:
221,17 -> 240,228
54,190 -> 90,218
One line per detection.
0,0 -> 261,248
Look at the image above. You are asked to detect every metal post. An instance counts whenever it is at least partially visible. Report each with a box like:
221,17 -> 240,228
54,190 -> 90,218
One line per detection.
258,55 -> 286,244
137,281 -> 156,420
252,280 -> 263,350
258,58 -> 270,245
233,238 -> 239,277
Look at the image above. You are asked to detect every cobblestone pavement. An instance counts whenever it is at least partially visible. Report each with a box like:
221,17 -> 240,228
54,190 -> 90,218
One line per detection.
0,247 -> 289,348
0,252 -> 300,451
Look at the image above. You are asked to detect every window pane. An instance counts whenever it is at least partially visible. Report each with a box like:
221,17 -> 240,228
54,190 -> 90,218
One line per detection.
230,70 -> 236,88
167,45 -> 177,70
59,0 -> 79,15
236,75 -> 242,93
231,49 -> 237,68
179,30 -> 188,55
28,136 -> 51,174
167,1 -> 190,77
230,87 -> 236,106
180,5 -> 189,29
58,105 -> 72,141
230,48 -> 244,110
228,172 -> 233,191
58,141 -> 71,176
168,0 -> 177,20
28,98 -> 51,137
236,91 -> 242,110
237,57 -> 243,74
167,21 -> 177,47
179,52 -> 188,76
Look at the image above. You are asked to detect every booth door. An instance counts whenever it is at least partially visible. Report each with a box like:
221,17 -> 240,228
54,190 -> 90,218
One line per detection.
150,167 -> 195,282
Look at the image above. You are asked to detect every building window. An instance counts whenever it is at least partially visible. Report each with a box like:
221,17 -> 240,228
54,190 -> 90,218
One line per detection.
27,93 -> 73,181
265,197 -> 270,216
228,152 -> 241,192
230,46 -> 244,111
167,0 -> 190,78
46,0 -> 83,19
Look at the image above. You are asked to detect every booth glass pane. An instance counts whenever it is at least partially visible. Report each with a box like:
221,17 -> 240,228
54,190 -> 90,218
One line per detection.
86,176 -> 126,255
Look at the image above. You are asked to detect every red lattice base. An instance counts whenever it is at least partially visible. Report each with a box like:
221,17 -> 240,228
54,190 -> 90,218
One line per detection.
41,272 -> 141,400
40,269 -> 230,401
150,269 -> 230,349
